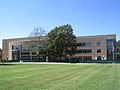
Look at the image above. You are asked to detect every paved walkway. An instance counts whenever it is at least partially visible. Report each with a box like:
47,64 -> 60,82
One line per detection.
7,62 -> 112,65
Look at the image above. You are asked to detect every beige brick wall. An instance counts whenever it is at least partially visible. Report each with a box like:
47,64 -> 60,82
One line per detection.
2,34 -> 116,60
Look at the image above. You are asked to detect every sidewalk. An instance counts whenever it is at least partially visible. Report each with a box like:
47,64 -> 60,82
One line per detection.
9,62 -> 107,65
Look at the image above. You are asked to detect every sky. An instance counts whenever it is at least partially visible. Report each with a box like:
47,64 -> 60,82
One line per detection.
0,0 -> 120,48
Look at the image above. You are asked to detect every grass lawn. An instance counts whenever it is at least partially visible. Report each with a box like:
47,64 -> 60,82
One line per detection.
0,63 -> 120,90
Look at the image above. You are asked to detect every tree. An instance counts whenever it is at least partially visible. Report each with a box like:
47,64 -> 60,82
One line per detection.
47,24 -> 76,61
28,27 -> 47,60
116,40 -> 120,59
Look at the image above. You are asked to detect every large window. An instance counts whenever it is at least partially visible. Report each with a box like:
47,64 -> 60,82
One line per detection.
76,43 -> 82,46
22,45 -> 29,51
12,45 -> 22,60
76,42 -> 91,47
83,42 -> 91,46
76,49 -> 92,53
106,39 -> 114,59
76,50 -> 82,53
12,45 -> 22,51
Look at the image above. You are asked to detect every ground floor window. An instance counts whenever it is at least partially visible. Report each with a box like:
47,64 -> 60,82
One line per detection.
79,56 -> 92,60
97,56 -> 101,60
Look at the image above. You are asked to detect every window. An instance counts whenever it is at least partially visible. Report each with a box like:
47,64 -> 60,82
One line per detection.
12,45 -> 22,51
76,42 -> 91,47
83,49 -> 92,53
22,45 -> 29,51
97,49 -> 101,53
106,39 -> 114,59
97,42 -> 101,46
76,50 -> 82,53
39,43 -> 45,47
76,49 -> 92,53
12,45 -> 14,50
76,43 -> 82,46
97,56 -> 101,60
79,56 -> 92,60
83,42 -> 91,46
83,56 -> 92,60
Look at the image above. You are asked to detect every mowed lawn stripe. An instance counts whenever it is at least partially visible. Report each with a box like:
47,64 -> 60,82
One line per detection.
46,65 -> 105,90
0,64 -> 65,89
0,64 -> 120,90
0,64 -> 99,90
0,64 -> 63,80
75,64 -> 120,90
0,64 -> 95,90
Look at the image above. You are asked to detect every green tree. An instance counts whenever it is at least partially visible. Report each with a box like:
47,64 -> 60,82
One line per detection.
116,40 -> 120,59
47,24 -> 76,61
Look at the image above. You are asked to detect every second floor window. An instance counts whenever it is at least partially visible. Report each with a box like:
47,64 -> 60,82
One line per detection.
97,42 -> 101,46
76,42 -> 92,47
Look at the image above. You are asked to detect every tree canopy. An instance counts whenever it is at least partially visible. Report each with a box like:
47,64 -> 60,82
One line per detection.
47,24 -> 76,61
116,40 -> 120,59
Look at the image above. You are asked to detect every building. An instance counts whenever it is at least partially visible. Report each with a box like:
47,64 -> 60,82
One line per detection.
2,36 -> 46,60
2,34 -> 116,60
0,49 -> 2,60
75,34 -> 116,60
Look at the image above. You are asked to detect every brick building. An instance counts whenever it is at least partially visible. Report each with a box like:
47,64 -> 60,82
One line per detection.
2,34 -> 116,60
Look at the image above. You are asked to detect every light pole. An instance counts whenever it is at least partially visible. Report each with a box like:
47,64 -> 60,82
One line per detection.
112,42 -> 115,60
19,45 -> 22,63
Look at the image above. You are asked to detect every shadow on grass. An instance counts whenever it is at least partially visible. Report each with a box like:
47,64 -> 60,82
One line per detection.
0,63 -> 20,66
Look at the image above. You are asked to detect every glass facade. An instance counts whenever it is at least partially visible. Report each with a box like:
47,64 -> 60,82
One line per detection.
106,39 -> 114,60
22,45 -> 29,51
12,45 -> 22,60
12,44 -> 46,60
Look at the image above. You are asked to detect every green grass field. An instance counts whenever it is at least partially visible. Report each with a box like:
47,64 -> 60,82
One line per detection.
0,63 -> 120,90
